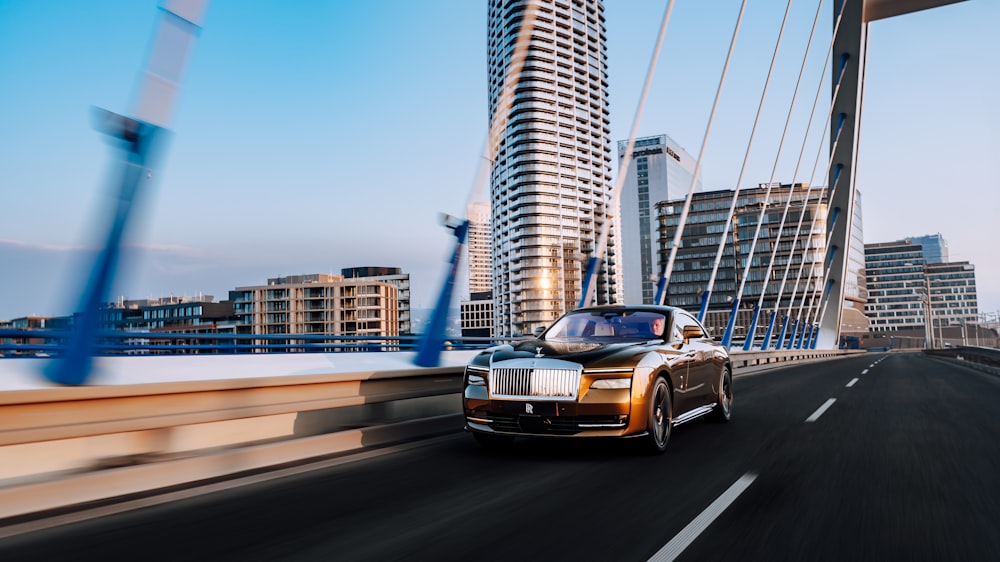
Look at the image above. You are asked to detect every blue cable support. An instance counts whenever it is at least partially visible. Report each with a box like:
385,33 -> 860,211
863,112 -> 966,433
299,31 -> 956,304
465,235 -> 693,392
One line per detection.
415,219 -> 469,368
761,310 -> 777,350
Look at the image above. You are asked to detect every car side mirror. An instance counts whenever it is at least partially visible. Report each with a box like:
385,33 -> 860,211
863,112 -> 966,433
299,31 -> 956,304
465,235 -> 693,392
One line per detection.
533,326 -> 546,337
682,325 -> 704,342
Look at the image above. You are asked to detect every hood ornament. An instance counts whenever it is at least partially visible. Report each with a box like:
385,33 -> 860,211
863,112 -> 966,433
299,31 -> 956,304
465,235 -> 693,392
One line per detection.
535,346 -> 544,357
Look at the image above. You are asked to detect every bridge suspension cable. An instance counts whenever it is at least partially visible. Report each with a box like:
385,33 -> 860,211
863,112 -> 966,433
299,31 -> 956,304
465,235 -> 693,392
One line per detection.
753,0 -> 832,350
736,4 -> 836,352
581,0 -> 676,308
788,116 -> 848,348
414,2 -> 541,366
696,0 -> 796,331
721,1 -> 822,348
654,0 -> 749,307
775,52 -> 851,350
768,1 -> 850,350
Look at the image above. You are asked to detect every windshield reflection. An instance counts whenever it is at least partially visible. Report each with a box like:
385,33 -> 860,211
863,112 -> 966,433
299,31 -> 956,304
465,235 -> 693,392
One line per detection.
542,310 -> 667,342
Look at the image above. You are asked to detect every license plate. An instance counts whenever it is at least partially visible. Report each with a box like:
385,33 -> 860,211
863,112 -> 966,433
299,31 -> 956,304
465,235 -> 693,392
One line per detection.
499,401 -> 557,416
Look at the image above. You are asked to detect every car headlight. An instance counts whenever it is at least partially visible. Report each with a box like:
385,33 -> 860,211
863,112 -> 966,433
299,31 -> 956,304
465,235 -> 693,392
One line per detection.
466,365 -> 488,386
590,377 -> 632,389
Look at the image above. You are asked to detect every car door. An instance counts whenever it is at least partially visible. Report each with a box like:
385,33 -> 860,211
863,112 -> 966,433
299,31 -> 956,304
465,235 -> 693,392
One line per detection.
674,312 -> 717,407
666,313 -> 699,414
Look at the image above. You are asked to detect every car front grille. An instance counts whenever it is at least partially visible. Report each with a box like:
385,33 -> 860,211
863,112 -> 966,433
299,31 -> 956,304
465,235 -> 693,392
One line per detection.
489,366 -> 581,400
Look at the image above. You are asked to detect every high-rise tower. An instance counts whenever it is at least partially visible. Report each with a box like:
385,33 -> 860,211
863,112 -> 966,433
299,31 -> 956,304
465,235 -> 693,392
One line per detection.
616,134 -> 700,304
487,0 -> 615,337
466,201 -> 492,294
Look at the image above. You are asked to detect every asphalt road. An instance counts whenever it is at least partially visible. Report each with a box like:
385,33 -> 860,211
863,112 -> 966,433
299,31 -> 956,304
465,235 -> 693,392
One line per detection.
2,352 -> 999,561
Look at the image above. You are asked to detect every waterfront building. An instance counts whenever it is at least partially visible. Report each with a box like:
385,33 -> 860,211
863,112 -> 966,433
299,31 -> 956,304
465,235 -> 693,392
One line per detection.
466,202 -> 492,295
341,267 -> 411,335
461,203 -> 496,339
927,261 -> 978,333
230,274 -> 398,351
100,295 -> 235,332
616,134 -> 700,304
488,0 -> 616,336
460,291 -> 495,338
863,240 -> 926,331
864,237 -> 977,341
0,316 -> 71,354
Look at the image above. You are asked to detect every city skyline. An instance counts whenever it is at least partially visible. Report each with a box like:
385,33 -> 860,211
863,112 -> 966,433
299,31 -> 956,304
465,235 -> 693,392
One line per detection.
2,0 -> 997,322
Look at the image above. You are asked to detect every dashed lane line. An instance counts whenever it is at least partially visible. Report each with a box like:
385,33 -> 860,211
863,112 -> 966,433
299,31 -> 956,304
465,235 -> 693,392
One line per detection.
648,472 -> 758,562
805,398 -> 836,423
846,378 -> 858,388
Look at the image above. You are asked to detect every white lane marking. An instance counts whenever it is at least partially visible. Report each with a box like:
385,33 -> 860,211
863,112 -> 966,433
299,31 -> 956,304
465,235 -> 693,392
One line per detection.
846,378 -> 859,388
649,472 -> 758,562
869,364 -> 875,368
861,369 -> 869,375
805,398 -> 836,423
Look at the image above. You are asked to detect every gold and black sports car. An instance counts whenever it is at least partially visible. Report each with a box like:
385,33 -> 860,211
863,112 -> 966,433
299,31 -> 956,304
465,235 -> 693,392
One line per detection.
463,305 -> 732,453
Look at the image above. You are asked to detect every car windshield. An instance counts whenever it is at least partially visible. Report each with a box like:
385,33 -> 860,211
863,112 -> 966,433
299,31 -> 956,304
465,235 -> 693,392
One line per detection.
542,310 -> 668,342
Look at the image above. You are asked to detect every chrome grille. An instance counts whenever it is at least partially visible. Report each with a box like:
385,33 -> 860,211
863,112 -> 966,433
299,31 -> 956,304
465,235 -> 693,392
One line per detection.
489,360 -> 581,400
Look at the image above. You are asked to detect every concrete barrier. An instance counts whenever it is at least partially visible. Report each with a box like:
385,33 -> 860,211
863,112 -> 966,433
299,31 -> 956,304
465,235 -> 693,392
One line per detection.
0,348 -> 856,522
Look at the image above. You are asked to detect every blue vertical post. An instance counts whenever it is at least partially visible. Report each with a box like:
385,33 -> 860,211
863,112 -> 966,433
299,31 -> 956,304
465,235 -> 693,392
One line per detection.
809,325 -> 820,349
46,118 -> 166,385
578,256 -> 600,309
776,315 -> 790,349
826,164 -> 844,204
787,318 -> 800,349
653,269 -> 668,306
721,298 -> 740,348
43,0 -> 206,384
742,303 -> 761,351
697,289 -> 711,323
415,219 -> 469,368
826,207 -> 840,237
761,310 -> 777,350
794,321 -> 807,349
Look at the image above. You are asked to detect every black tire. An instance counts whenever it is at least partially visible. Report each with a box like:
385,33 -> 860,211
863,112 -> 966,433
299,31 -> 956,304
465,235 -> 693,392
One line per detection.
472,432 -> 514,450
643,376 -> 672,454
710,365 -> 733,423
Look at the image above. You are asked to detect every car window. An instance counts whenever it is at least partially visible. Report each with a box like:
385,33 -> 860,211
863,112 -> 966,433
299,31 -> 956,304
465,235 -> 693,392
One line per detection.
544,310 -> 667,341
671,311 -> 711,341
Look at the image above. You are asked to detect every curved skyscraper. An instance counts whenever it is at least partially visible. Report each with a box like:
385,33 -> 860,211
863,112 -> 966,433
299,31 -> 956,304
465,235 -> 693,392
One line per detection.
487,0 -> 615,337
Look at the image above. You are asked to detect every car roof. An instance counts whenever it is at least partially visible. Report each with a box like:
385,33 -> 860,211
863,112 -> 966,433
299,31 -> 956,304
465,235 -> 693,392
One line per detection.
570,304 -> 681,314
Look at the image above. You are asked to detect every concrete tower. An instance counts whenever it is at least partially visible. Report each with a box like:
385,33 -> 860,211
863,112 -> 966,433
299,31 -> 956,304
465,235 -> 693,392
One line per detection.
487,0 -> 615,336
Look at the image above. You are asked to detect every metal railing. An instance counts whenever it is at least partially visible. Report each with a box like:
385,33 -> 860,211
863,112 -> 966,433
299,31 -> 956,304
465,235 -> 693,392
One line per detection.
924,346 -> 1000,374
0,329 -> 514,356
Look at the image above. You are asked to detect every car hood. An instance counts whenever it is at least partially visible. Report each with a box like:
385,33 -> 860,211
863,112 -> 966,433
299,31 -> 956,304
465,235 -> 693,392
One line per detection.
478,339 -> 671,369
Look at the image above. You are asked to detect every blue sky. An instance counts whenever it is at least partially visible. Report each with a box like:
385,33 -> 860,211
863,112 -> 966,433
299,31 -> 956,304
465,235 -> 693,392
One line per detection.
1,0 -> 997,321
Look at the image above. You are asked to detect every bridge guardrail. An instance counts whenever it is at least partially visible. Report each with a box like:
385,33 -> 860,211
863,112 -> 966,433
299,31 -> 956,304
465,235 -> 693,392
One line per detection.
0,348 -> 858,522
0,329 -> 508,356
923,346 -> 1000,376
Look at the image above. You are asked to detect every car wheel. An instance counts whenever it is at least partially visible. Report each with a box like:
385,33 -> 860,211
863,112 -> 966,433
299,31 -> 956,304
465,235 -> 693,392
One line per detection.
643,376 -> 672,454
711,365 -> 733,422
472,432 -> 514,450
